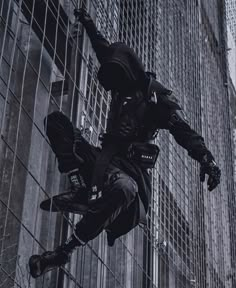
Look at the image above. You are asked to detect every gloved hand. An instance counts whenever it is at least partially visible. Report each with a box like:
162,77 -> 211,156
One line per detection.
200,154 -> 221,191
74,8 -> 91,23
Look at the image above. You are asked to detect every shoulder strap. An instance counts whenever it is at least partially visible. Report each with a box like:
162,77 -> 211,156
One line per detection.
147,78 -> 181,110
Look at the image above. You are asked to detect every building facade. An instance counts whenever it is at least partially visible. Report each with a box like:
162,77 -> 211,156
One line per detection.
226,4 -> 236,282
0,1 -> 235,288
227,27 -> 236,88
226,0 -> 236,90
226,0 -> 236,41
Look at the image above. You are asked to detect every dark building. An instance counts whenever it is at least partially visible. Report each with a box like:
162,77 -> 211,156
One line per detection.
0,1 -> 235,288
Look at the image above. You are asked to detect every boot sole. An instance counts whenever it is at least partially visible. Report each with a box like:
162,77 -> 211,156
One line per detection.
40,191 -> 88,214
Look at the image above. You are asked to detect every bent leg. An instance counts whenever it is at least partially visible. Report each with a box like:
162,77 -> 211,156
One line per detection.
74,168 -> 138,243
29,234 -> 82,278
41,111 -> 99,214
45,111 -> 81,172
45,111 -> 97,184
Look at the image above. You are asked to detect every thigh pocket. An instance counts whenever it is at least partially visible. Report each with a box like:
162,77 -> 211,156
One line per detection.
107,171 -> 138,205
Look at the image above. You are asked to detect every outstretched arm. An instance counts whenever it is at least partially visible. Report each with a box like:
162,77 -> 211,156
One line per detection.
167,108 -> 221,191
148,77 -> 220,190
75,8 -> 110,63
168,110 -> 209,162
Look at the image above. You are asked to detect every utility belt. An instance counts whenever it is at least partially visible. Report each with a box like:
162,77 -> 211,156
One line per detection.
89,140 -> 159,203
127,142 -> 159,169
101,134 -> 160,169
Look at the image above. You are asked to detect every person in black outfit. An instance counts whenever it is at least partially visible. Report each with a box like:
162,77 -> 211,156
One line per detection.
28,8 -> 221,278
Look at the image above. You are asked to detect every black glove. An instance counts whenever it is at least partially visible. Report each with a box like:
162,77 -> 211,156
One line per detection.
199,154 -> 221,191
74,8 -> 91,24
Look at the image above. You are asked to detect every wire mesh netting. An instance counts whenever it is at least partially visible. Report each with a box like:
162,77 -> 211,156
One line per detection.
0,0 -> 235,288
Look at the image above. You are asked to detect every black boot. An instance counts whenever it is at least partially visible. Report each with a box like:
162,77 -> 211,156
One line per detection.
29,248 -> 68,278
40,169 -> 89,214
29,235 -> 80,278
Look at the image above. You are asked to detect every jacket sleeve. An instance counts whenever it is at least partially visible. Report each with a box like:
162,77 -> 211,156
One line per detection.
167,109 -> 214,162
149,79 -> 214,162
82,18 -> 110,63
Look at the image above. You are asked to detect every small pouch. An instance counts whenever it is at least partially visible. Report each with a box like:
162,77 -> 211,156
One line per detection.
127,143 -> 160,169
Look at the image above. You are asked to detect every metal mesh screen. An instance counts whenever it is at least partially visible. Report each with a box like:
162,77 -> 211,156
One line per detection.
0,0 -> 235,288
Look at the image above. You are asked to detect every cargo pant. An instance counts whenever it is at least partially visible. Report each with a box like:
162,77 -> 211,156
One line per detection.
45,111 -> 141,245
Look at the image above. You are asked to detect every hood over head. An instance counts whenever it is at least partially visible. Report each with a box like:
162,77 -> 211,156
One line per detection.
97,42 -> 148,91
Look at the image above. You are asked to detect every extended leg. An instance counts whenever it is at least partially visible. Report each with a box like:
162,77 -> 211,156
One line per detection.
29,234 -> 82,278
29,169 -> 138,278
74,168 -> 138,243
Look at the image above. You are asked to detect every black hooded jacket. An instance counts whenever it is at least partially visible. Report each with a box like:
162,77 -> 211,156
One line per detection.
82,18 -> 147,91
97,42 -> 148,91
81,17 -> 214,213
